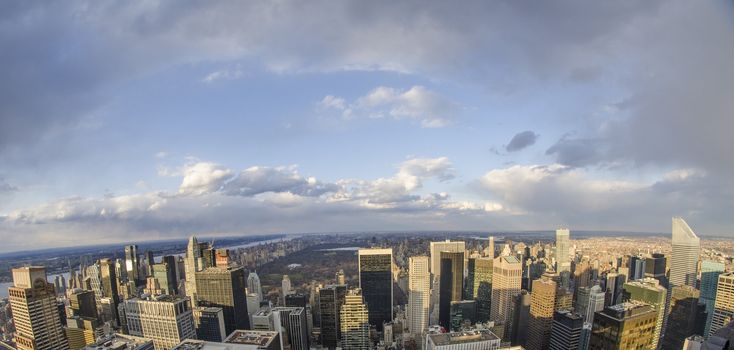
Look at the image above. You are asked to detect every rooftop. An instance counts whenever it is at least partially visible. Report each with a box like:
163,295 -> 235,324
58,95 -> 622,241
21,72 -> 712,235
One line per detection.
224,330 -> 278,346
83,334 -> 153,350
427,329 -> 499,346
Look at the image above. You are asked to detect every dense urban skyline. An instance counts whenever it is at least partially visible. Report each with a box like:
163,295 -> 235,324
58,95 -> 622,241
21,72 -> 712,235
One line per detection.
1,1 -> 734,252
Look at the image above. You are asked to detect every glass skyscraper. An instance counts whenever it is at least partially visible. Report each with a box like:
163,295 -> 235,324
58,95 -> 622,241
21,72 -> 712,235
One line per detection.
358,248 -> 393,331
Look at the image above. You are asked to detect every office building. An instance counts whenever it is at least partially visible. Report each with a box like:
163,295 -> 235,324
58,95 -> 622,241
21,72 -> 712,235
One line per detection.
152,262 -> 178,296
549,310 -> 584,350
358,248 -> 393,331
68,289 -> 98,320
490,255 -> 522,337
576,285 -> 605,325
247,272 -> 263,302
628,256 -> 646,281
184,236 -> 213,305
319,284 -> 347,349
219,330 -> 280,350
285,294 -> 307,308
340,289 -> 370,350
282,275 -> 293,301
605,272 -> 626,307
700,260 -> 725,337
121,295 -> 196,350
82,334 -> 154,350
467,257 -> 492,322
429,240 -> 466,276
9,267 -> 70,350
439,251 -> 464,330
644,253 -> 668,286
195,267 -> 251,334
511,290 -> 531,346
65,316 -> 100,350
589,302 -> 657,350
193,307 -> 226,342
662,285 -> 706,350
556,228 -> 571,287
408,256 -> 430,336
449,300 -> 476,331
622,278 -> 667,349
99,258 -> 120,324
252,308 -> 274,331
710,272 -> 734,338
269,307 -> 309,350
526,276 -> 571,350
486,236 -> 496,258
671,217 -> 701,288
124,245 -> 141,285
335,269 -> 346,285
424,329 -> 501,350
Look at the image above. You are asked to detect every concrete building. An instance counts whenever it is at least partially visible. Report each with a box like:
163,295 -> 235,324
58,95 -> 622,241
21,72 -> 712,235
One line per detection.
466,257 -> 492,322
193,307 -> 226,342
195,267 -> 251,334
710,273 -> 734,338
425,329 -> 501,350
408,256 -> 430,337
549,310 -> 583,350
700,260 -> 725,338
9,267 -> 70,350
271,307 -> 309,350
662,285 -> 706,350
318,284 -> 346,349
82,334 -> 154,350
439,251 -> 464,330
622,278 -> 667,349
121,295 -> 196,350
490,255 -> 522,339
340,289 -> 370,350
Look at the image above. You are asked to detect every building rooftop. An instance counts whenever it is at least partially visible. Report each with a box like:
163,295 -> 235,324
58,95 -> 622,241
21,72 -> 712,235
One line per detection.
427,329 -> 499,346
171,340 -> 252,350
83,334 -> 154,350
224,330 -> 278,346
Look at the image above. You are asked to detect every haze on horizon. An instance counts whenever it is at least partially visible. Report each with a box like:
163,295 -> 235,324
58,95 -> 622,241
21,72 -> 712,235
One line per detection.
1,1 -> 733,253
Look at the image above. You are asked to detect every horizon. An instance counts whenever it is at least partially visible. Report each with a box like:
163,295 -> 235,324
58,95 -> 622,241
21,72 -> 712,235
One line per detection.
1,1 -> 734,251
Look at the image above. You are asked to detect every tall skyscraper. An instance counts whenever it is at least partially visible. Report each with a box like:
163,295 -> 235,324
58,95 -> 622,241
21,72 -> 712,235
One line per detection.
576,285 -> 605,325
710,272 -> 734,338
124,245 -> 140,285
549,310 -> 584,350
622,278 -> 667,349
670,217 -> 701,288
358,248 -> 393,331
184,236 -> 213,305
9,267 -> 70,350
487,236 -> 496,258
247,271 -> 263,301
662,285 -> 706,350
556,228 -> 571,287
282,275 -> 293,301
605,272 -> 626,307
272,307 -> 309,350
490,255 -> 522,339
335,270 -> 346,285
466,257 -> 492,322
98,258 -> 120,325
121,295 -> 196,350
340,289 -> 370,350
438,251 -> 464,330
589,302 -> 657,350
195,266 -> 250,334
68,289 -> 99,320
429,240 -> 466,276
319,284 -> 347,349
152,261 -> 177,296
407,256 -> 430,337
526,275 -> 572,350
628,255 -> 646,281
700,260 -> 725,338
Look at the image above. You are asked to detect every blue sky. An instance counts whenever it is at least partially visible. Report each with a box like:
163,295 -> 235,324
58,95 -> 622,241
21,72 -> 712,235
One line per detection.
0,1 -> 733,252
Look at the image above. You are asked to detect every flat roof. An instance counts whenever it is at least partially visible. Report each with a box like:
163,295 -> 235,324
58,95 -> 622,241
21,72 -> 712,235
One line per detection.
224,330 -> 278,346
427,329 -> 499,346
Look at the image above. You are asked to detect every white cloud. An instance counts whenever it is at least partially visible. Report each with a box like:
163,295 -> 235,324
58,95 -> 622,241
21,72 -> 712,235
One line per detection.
201,65 -> 246,83
179,162 -> 233,195
320,86 -> 459,127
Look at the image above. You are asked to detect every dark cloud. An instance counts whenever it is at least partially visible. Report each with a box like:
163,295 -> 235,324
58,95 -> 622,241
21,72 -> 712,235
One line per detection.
505,131 -> 539,152
545,136 -> 604,167
0,178 -> 17,193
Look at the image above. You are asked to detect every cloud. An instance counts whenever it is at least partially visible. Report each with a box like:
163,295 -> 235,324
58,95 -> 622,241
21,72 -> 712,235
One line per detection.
505,131 -> 539,152
178,162 -> 233,195
0,178 -> 17,193
201,64 -> 246,83
320,86 -> 460,127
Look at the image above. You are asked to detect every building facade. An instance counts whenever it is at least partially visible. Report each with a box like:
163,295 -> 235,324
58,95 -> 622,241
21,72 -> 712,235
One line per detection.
358,248 -> 393,331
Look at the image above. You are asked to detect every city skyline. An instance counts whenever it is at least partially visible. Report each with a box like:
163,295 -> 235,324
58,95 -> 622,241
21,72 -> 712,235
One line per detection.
1,1 -> 734,252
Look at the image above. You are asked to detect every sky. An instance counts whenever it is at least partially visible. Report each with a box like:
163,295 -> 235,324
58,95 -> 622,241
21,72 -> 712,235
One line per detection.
1,1 -> 733,252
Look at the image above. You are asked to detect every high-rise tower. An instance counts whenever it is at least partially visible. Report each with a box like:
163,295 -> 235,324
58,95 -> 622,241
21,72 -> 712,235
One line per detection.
710,272 -> 734,338
124,245 -> 140,285
340,289 -> 370,350
407,256 -> 430,337
700,260 -> 725,337
9,267 -> 70,350
670,217 -> 700,288
438,251 -> 463,330
358,248 -> 393,331
490,255 -> 522,339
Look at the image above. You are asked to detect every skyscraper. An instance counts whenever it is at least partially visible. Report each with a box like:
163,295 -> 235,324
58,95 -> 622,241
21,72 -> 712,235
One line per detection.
670,217 -> 700,288
124,245 -> 141,285
319,284 -> 347,349
710,272 -> 734,338
9,267 -> 70,350
589,302 -> 657,350
282,274 -> 293,301
192,307 -> 226,342
195,266 -> 250,334
68,289 -> 99,320
272,307 -> 309,350
340,289 -> 370,350
247,271 -> 263,301
490,255 -> 522,338
466,257 -> 492,322
98,258 -> 120,325
408,256 -> 430,337
358,248 -> 393,331
429,240 -> 466,276
487,236 -> 496,258
152,261 -> 177,296
184,236 -> 213,305
335,270 -> 346,285
438,251 -> 464,330
576,285 -> 605,325
556,229 -> 571,287
622,278 -> 667,349
700,260 -> 725,337
526,276 -> 572,350
549,310 -> 584,350
628,255 -> 646,281
121,295 -> 196,350
662,285 -> 706,350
